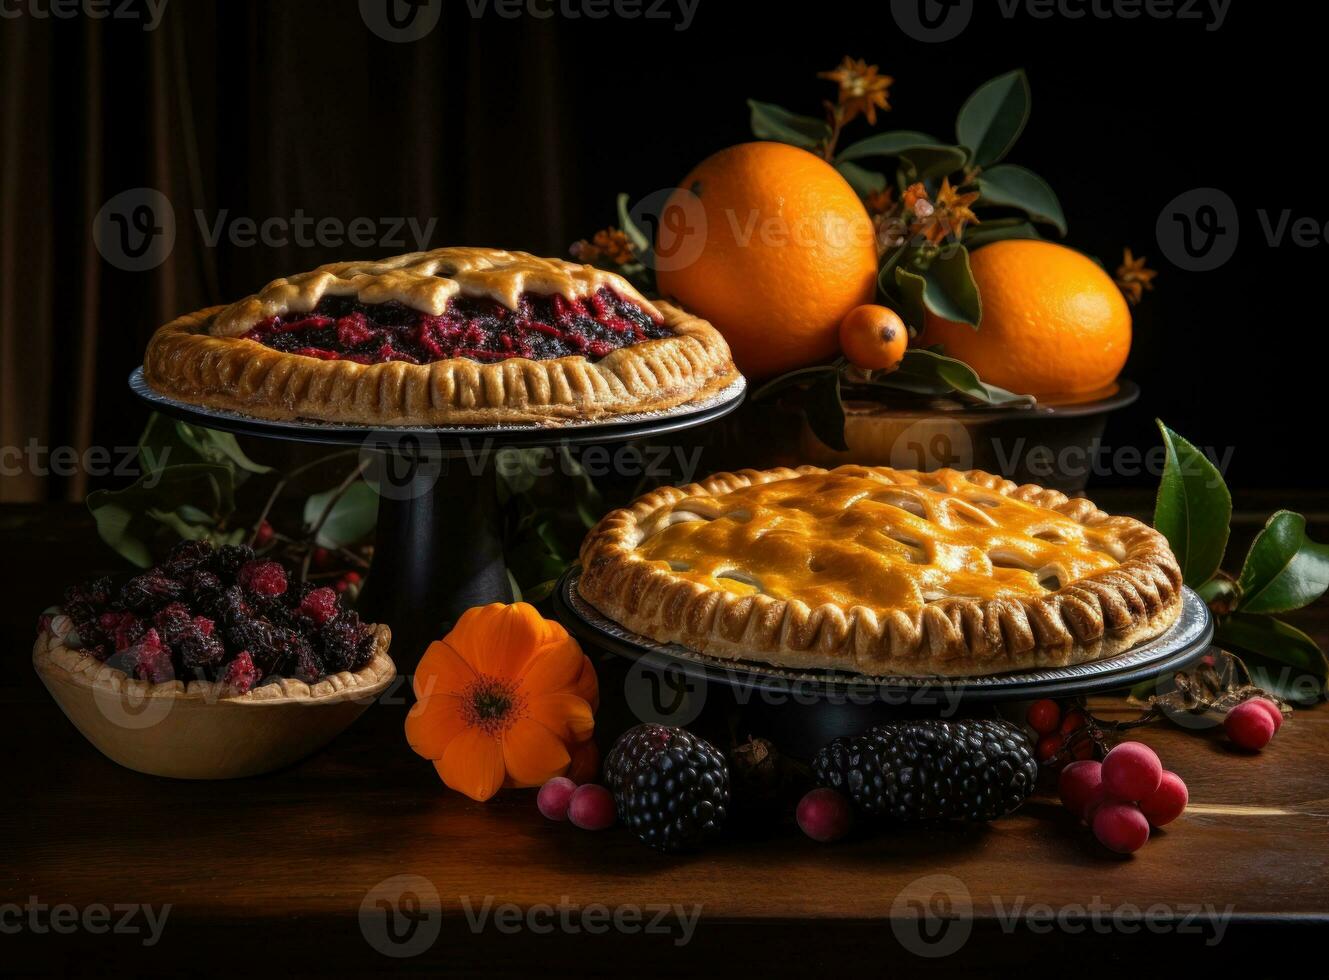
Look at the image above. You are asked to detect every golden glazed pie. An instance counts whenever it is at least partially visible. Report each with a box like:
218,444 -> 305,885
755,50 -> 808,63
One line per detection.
579,466 -> 1184,677
144,247 -> 739,425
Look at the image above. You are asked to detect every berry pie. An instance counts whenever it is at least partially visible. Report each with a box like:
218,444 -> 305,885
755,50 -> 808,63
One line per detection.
144,247 -> 739,425
579,466 -> 1184,677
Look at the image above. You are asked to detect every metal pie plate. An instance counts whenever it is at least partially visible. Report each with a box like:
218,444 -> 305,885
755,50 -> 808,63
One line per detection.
130,366 -> 745,446
555,568 -> 1214,703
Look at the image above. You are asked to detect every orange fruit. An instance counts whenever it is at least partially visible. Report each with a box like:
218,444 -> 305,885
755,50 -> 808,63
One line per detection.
839,305 -> 908,371
654,142 -> 879,380
917,240 -> 1131,401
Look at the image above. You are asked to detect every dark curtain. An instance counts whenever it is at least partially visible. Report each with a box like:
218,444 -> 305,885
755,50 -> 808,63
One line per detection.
1,1 -> 571,502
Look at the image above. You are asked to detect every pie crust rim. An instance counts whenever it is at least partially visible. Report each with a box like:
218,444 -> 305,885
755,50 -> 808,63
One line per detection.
578,466 -> 1184,677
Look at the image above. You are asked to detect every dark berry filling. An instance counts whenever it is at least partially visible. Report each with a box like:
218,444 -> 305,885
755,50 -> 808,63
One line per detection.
242,287 -> 670,365
50,540 -> 377,690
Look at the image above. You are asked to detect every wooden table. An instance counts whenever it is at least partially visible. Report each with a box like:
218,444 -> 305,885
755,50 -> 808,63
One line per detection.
5,498 -> 1327,976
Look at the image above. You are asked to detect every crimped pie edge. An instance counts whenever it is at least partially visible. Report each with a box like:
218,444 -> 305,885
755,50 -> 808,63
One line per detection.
32,624 -> 396,705
578,466 -> 1185,677
144,300 -> 738,426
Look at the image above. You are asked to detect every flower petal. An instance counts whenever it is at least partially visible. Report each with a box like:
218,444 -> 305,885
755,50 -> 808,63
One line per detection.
445,603 -> 546,680
571,656 -> 599,711
413,640 -> 477,700
436,728 -> 506,802
518,638 -> 587,696
501,718 -> 571,788
404,693 -> 468,760
527,692 -> 594,744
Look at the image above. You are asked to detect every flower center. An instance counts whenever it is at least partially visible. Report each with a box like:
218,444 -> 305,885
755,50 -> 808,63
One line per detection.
461,676 -> 526,737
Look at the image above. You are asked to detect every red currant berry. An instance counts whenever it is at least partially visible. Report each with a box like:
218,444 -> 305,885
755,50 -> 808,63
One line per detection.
1026,699 -> 1062,736
1057,760 -> 1103,819
796,788 -> 853,843
1138,771 -> 1188,827
537,777 -> 578,821
1036,733 -> 1062,764
1101,741 -> 1163,802
253,520 -> 275,548
567,784 -> 616,830
1092,802 -> 1151,854
1244,697 -> 1283,733
1224,700 -> 1276,751
1059,709 -> 1088,736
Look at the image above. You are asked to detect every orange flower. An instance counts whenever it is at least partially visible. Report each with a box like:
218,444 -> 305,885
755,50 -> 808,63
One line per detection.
818,56 -> 893,126
1115,247 -> 1157,305
405,603 -> 598,801
571,227 -> 635,266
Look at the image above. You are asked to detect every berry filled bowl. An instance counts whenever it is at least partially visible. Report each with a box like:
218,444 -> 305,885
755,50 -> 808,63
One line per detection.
32,541 -> 395,779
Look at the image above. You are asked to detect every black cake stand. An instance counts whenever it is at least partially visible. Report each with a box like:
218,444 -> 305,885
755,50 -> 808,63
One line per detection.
130,368 -> 745,666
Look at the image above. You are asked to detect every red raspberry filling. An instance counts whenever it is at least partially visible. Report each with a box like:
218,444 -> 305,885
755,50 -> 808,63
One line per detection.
242,288 -> 669,365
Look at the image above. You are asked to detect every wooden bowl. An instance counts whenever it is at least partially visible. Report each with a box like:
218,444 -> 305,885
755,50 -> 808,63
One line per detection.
32,626 -> 396,779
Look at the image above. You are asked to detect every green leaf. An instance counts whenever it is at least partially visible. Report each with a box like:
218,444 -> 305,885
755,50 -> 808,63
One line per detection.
891,265 -> 928,331
836,130 -> 946,163
956,70 -> 1031,168
922,246 -> 982,327
179,426 -> 272,474
304,481 -> 379,549
804,372 -> 848,452
976,164 -> 1067,235
146,508 -> 215,541
962,220 -> 1042,249
882,349 -> 1035,406
835,161 -> 887,197
1152,421 -> 1232,588
898,146 -> 969,182
1216,613 -> 1329,704
747,99 -> 831,150
1236,511 -> 1329,614
87,463 -> 235,568
615,192 -> 651,256
750,364 -> 841,402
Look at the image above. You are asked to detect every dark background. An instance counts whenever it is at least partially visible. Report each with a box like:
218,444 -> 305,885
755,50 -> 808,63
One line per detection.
3,0 -> 1323,499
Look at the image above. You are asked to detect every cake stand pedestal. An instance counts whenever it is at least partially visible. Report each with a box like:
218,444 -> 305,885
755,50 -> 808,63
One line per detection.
130,368 -> 745,667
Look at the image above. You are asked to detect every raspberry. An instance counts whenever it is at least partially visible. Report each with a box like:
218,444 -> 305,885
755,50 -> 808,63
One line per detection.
221,652 -> 261,693
1224,700 -> 1275,751
1138,771 -> 1188,827
298,587 -> 340,626
193,615 -> 215,637
99,611 -> 147,653
1057,760 -> 1103,819
1101,742 -> 1162,802
1026,699 -> 1062,736
128,629 -> 174,683
537,777 -> 578,821
567,784 -> 616,831
1244,697 -> 1283,733
238,559 -> 288,597
796,788 -> 853,843
1092,802 -> 1150,854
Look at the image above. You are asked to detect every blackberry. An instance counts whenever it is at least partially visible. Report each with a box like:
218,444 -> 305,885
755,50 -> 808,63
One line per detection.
153,602 -> 195,647
118,573 -> 184,613
162,539 -> 215,579
184,569 -> 224,604
320,610 -> 373,673
213,544 -> 255,579
812,720 -> 1039,823
604,725 -> 730,853
180,632 -> 227,673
